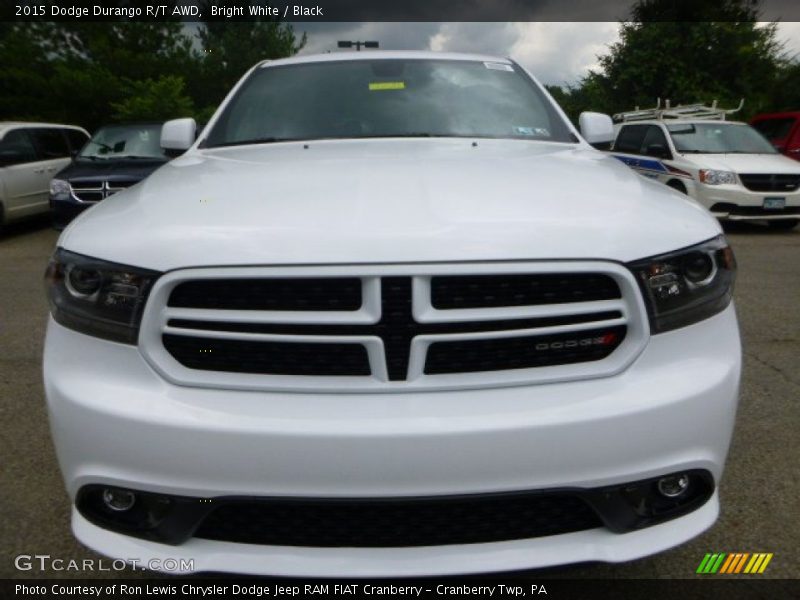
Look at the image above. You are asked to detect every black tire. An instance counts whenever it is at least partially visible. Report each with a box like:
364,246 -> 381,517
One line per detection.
666,180 -> 687,195
767,219 -> 799,230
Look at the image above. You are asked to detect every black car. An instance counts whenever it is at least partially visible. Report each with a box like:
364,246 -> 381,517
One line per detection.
49,123 -> 170,229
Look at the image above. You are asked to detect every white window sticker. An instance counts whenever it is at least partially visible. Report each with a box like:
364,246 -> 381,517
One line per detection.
484,62 -> 514,72
514,126 -> 550,137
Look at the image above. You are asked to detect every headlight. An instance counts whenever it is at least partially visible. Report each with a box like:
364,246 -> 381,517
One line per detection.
627,235 -> 736,334
45,249 -> 160,344
50,179 -> 72,199
698,169 -> 737,185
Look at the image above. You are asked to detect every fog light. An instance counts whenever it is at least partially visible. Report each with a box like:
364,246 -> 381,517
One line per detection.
657,474 -> 690,498
102,488 -> 136,512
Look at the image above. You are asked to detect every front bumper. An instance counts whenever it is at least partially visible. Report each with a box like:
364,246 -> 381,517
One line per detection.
49,195 -> 95,230
693,185 -> 800,220
43,305 -> 741,576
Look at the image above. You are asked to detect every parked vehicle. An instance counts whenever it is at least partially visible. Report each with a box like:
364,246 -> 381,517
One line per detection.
49,123 -> 170,229
44,52 -> 741,576
610,101 -> 800,230
750,111 -> 800,161
0,122 -> 88,228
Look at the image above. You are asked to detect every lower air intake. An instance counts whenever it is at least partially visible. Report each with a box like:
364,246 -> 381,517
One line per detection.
193,492 -> 602,547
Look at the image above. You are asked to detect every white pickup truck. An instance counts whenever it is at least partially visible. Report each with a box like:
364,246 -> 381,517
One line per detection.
44,51 -> 740,576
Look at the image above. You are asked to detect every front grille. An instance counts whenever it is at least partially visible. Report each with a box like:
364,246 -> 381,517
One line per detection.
431,273 -> 621,309
738,173 -> 800,192
146,263 -> 643,391
70,179 -> 137,202
193,492 -> 602,548
425,326 -> 626,375
169,278 -> 362,311
163,334 -> 370,376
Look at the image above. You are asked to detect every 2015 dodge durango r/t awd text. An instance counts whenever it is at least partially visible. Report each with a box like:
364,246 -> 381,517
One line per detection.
43,52 -> 741,576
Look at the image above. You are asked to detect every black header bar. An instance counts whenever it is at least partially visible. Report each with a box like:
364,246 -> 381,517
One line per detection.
5,0 -> 800,22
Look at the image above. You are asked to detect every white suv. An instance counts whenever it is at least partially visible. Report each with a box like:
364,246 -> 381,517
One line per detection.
44,52 -> 741,576
610,114 -> 800,230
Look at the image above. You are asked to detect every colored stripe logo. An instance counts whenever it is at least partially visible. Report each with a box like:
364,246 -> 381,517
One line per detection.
697,553 -> 773,574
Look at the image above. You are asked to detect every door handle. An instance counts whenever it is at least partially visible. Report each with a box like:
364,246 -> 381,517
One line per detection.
34,168 -> 45,174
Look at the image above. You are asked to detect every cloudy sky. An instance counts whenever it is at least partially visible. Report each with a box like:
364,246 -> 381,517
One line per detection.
292,22 -> 800,88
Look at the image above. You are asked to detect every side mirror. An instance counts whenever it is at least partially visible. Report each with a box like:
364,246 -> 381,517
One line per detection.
161,118 -> 196,152
645,143 -> 671,160
579,112 -> 615,146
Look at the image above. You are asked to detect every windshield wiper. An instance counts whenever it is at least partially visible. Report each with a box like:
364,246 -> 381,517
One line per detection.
78,155 -> 113,161
207,137 -> 297,148
116,155 -> 163,159
87,141 -> 114,152
354,133 -> 438,138
720,151 -> 772,154
208,133 -> 461,147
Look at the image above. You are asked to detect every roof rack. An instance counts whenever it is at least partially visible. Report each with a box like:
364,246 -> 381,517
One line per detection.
613,99 -> 744,122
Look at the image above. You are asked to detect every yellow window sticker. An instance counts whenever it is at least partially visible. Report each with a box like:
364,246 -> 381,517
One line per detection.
369,81 -> 405,91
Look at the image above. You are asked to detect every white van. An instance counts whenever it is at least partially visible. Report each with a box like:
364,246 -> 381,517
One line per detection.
610,103 -> 800,230
0,122 -> 89,228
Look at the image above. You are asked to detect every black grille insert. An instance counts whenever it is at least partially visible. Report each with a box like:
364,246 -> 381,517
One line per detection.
72,191 -> 104,202
193,492 -> 602,548
709,203 -> 800,217
431,273 -> 621,309
168,278 -> 362,311
425,325 -> 626,375
738,173 -> 800,192
163,334 -> 370,376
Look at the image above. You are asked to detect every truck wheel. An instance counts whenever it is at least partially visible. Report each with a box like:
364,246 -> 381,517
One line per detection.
768,219 -> 798,230
666,180 -> 687,195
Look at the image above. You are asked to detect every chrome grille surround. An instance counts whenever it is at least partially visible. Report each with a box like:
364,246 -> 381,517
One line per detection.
70,180 -> 137,203
138,261 -> 649,393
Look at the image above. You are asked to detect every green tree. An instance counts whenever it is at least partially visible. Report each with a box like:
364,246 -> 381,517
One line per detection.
546,77 -> 614,126
196,5 -> 306,114
771,61 -> 800,111
0,24 -> 56,121
0,9 -> 200,130
573,0 -> 784,118
110,76 -> 195,122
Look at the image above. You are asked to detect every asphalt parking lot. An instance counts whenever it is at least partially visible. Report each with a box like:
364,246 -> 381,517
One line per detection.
1,218 -> 798,579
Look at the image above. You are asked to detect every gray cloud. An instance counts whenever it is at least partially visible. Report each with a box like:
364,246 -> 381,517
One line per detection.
293,21 -> 800,87
294,22 -> 621,86
297,22 -> 444,55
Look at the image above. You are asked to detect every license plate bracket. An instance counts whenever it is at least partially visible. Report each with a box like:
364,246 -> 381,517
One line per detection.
763,197 -> 786,210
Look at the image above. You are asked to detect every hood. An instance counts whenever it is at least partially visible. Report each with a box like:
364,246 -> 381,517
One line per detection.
56,157 -> 168,184
60,138 -> 721,271
679,152 -> 800,174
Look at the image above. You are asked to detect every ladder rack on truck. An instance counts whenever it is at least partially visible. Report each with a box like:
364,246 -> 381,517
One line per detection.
613,99 -> 744,123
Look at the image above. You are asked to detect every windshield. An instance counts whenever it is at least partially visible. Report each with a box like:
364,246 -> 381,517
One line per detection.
204,59 -> 575,147
667,123 -> 777,154
80,124 -> 166,159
